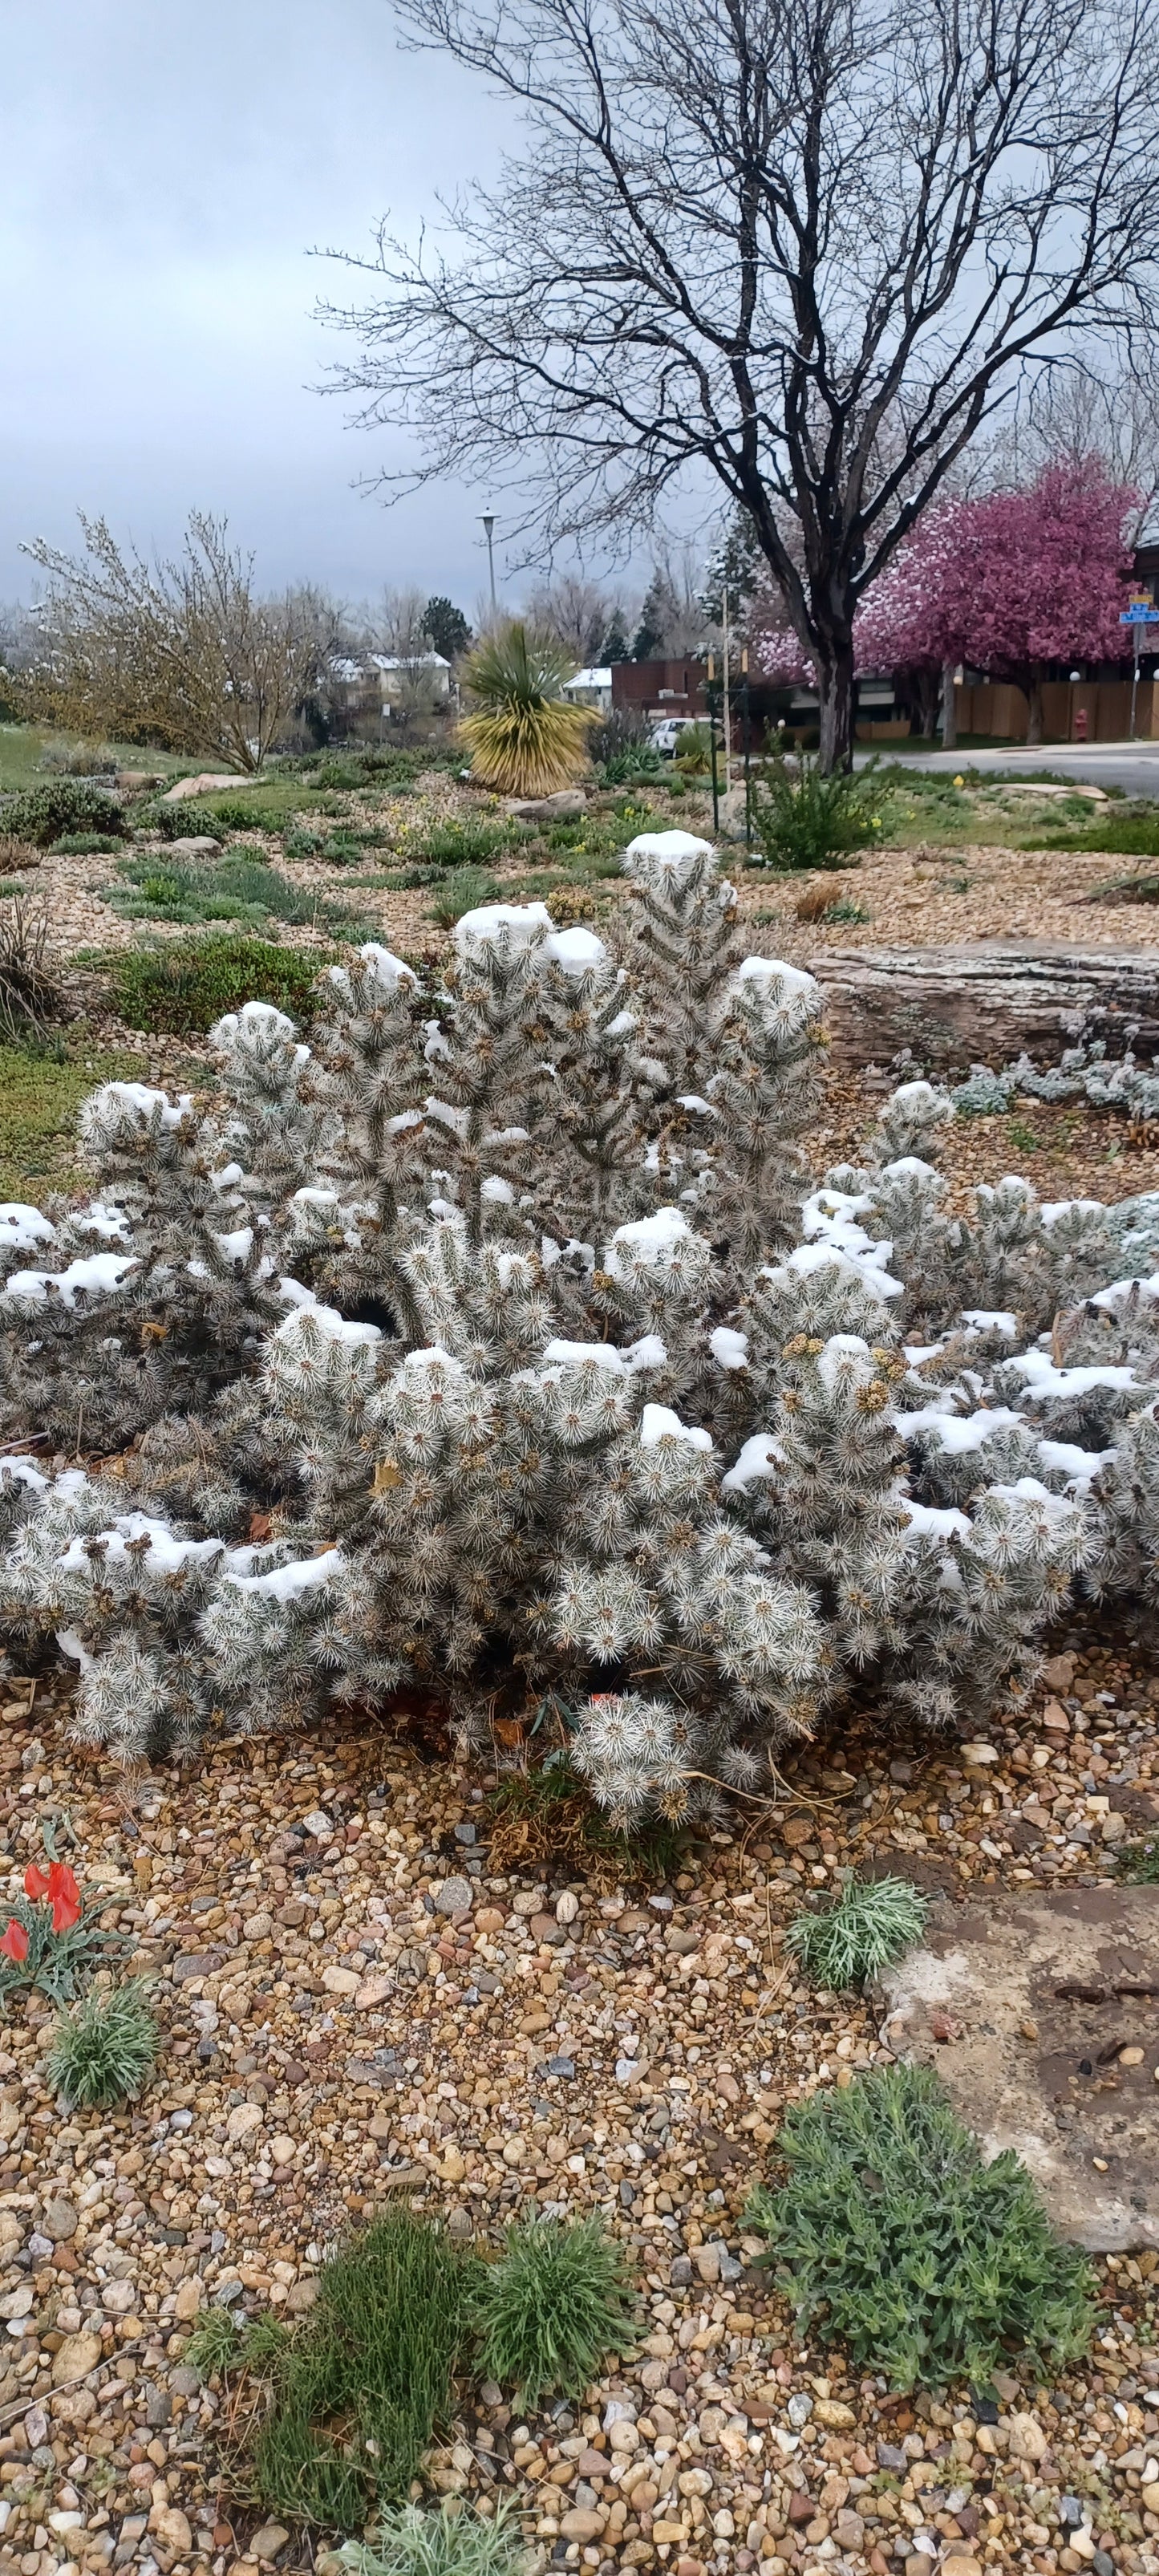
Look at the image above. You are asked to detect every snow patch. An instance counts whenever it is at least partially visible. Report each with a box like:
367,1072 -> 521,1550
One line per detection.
638,1404 -> 712,1452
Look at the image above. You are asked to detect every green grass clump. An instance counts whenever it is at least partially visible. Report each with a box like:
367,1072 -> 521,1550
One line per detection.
248,2211 -> 477,2525
786,1875 -> 927,1989
1117,1836 -> 1159,1882
107,850 -> 334,931
747,2064 -> 1095,2390
341,2502 -> 529,2576
428,867 -> 502,927
750,755 -> 888,871
483,1752 -> 687,1881
411,818 -> 512,868
1023,813 -> 1159,858
50,830 -> 125,856
111,936 -> 322,1034
47,1980 -> 157,2108
473,2217 -> 638,2410
2,781 -> 128,849
185,2303 -> 248,2376
0,1041 -> 141,1199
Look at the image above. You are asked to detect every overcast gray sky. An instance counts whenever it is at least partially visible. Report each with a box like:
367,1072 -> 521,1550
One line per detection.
0,0 -> 533,614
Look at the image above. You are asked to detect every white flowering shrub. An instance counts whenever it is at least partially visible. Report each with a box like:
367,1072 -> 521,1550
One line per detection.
0,832 -> 1155,1821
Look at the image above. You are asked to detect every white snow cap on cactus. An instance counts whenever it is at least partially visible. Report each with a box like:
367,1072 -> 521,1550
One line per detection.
3,1251 -> 136,1306
481,1175 -> 516,1204
895,1494 -> 972,1542
358,943 -> 419,992
1007,1349 -> 1137,1399
542,925 -> 607,974
639,1403 -> 713,1451
209,1000 -> 298,1050
898,1401 -> 1023,1452
398,1345 -> 467,1377
890,1078 -> 946,1112
541,1337 -> 630,1373
710,1325 -> 749,1369
454,902 -> 553,955
81,1081 -> 189,1134
0,1456 -> 48,1496
605,1207 -> 699,1276
224,1546 -> 345,1600
55,1513 -> 225,1576
275,1300 -> 382,1350
624,830 -> 714,869
722,1432 -> 785,1493
0,1204 -> 55,1251
736,955 -> 817,1003
816,1333 -> 879,1394
1036,1438 -> 1116,1491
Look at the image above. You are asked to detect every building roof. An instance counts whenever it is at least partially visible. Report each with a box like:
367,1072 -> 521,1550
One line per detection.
562,666 -> 613,690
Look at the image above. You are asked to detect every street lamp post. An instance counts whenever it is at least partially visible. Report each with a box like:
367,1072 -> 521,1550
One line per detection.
479,513 -> 497,618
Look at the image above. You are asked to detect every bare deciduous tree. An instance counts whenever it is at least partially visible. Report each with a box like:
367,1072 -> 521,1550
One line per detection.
15,513 -> 336,773
322,0 -> 1159,767
525,570 -> 621,662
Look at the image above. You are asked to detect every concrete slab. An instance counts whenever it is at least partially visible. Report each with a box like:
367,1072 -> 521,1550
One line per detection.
877,1886 -> 1159,2250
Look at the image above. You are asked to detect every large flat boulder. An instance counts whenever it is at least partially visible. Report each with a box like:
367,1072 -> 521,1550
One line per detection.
877,1886 -> 1159,2249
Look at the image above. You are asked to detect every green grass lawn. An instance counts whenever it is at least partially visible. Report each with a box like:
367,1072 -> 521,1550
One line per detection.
0,724 -> 191,793
0,1044 -> 144,1203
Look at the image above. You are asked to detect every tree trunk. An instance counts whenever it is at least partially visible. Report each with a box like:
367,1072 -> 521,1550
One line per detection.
817,638 -> 856,773
941,660 -> 958,750
1027,663 -> 1045,746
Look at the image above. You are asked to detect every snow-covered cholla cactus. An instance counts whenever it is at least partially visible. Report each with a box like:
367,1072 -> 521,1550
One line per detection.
2,826 -> 1158,1819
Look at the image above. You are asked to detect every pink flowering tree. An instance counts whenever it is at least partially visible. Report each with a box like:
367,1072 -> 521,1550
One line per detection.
847,460 -> 1137,745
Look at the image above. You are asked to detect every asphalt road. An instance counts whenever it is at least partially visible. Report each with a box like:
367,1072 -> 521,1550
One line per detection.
858,740 -> 1159,797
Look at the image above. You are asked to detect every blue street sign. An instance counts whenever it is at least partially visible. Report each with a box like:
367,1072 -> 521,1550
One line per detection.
1121,603 -> 1159,622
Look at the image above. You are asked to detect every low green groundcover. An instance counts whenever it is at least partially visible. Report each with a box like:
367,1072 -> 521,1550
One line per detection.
747,2063 -> 1094,2390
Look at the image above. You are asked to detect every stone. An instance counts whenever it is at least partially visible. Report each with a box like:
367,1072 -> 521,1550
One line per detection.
692,2242 -> 722,2284
1141,2479 -> 1159,2512
939,2561 -> 983,2576
150,2505 -> 193,2555
283,2278 -> 318,2313
173,2278 -> 202,2322
1042,1698 -> 1072,1734
440,2145 -> 467,2184
302,1808 -> 333,1840
249,2525 -> 290,2560
51,2332 -> 102,2387
102,2278 -> 137,2314
878,1886 -> 1159,2249
560,2509 -> 606,2539
787,2489 -> 815,2524
160,773 -> 256,802
166,835 -> 221,857
321,1965 -> 360,1998
1041,1654 -> 1076,1691
813,2399 -> 857,2430
355,1974 -> 394,2009
269,2135 -> 297,2166
835,2509 -> 865,2550
507,789 -> 586,818
667,1927 -> 700,1954
225,2100 -> 264,2142
433,1876 -> 472,1916
1007,2412 -> 1049,2462
787,2392 -> 813,2428
41,2197 -> 78,2242
555,1891 -> 580,1925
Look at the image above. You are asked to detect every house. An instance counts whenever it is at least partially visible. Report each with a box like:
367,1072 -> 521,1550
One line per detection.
327,651 -> 452,724
561,666 -> 614,713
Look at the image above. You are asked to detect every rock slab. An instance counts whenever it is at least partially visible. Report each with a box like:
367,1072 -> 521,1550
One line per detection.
878,1885 -> 1159,2249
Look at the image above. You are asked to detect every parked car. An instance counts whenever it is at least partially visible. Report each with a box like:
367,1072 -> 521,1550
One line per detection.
650,715 -> 703,756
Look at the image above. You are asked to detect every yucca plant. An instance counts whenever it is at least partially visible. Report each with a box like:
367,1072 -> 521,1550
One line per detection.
460,623 -> 595,795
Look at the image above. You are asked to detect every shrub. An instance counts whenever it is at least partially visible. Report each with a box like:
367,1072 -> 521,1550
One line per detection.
47,1978 -> 157,2107
1023,813 -> 1159,858
1117,1836 -> 1159,1882
38,740 -> 120,777
2,781 -> 128,849
111,935 -> 322,1032
785,1875 -> 927,1988
472,2217 -> 638,2408
746,2064 -> 1095,2389
0,834 -> 1141,1795
673,722 -> 712,777
340,2503 -> 528,2576
0,899 -> 67,1045
750,755 -> 886,870
410,818 -> 511,868
460,623 -> 595,795
107,851 -> 345,932
248,2211 -> 477,2525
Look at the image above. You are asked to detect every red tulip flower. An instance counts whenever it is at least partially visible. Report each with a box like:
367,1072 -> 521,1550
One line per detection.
0,1918 -> 29,1964
47,1863 -> 81,1935
23,1864 -> 51,1902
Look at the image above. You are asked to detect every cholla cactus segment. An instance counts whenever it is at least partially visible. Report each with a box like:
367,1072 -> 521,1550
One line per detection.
5,846 -> 1159,1794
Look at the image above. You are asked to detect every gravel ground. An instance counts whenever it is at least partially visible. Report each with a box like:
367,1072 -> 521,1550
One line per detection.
0,1624 -> 1157,2576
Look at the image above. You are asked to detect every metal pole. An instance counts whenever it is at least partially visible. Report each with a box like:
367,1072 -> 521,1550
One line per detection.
707,652 -> 719,832
479,513 -> 497,617
1132,625 -> 1141,741
741,649 -> 752,850
722,590 -> 732,783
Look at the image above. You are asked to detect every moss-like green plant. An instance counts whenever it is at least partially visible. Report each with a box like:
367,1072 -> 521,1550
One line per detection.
340,2502 -> 529,2576
460,624 -> 595,796
747,2064 -> 1095,2390
1117,1836 -> 1159,1883
785,1874 -> 927,1989
472,2217 -> 638,2409
111,935 -> 322,1033
249,2212 -> 478,2526
47,1979 -> 157,2107
428,867 -> 502,928
2,781 -> 128,848
184,2303 -> 245,2376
